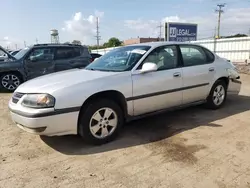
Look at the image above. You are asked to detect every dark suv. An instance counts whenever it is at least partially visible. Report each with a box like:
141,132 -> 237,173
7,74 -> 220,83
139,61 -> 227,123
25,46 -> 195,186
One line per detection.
0,44 -> 91,91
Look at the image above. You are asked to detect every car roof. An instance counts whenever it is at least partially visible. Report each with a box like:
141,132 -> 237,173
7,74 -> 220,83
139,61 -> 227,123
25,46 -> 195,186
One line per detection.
32,43 -> 88,48
129,41 -> 203,48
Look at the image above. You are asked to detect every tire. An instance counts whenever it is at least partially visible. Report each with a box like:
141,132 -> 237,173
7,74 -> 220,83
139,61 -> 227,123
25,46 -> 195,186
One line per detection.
205,80 -> 227,109
0,73 -> 22,92
78,99 -> 124,145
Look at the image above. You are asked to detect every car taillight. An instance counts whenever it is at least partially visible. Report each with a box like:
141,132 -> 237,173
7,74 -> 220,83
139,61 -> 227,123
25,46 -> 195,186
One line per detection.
90,58 -> 94,62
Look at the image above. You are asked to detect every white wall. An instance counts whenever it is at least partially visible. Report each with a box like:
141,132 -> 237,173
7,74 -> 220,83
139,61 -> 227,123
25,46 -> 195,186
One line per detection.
191,37 -> 250,62
91,37 -> 250,62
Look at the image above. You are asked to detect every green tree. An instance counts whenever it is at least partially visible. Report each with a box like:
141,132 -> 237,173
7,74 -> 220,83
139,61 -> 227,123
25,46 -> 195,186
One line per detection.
221,34 -> 248,39
106,37 -> 122,47
72,40 -> 82,45
88,37 -> 123,51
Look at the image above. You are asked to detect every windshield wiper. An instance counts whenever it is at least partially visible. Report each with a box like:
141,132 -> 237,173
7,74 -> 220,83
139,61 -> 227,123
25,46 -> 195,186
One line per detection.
85,68 -> 100,71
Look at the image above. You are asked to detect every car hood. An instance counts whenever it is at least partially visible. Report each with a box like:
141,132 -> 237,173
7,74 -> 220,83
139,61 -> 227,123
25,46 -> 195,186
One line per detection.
16,69 -> 120,93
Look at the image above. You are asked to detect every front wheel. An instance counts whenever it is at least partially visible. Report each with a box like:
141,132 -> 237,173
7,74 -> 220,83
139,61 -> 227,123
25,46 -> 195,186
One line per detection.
205,80 -> 227,109
78,99 -> 124,145
0,73 -> 22,92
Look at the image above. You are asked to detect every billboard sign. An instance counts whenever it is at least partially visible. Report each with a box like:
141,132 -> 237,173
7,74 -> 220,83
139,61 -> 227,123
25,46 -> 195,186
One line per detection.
165,22 -> 198,42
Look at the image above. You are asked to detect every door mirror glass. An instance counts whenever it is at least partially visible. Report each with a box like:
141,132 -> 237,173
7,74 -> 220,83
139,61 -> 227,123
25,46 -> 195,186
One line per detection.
140,62 -> 158,73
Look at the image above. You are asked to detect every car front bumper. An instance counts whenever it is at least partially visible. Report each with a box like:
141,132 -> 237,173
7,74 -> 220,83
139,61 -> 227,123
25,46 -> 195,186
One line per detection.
227,78 -> 241,95
9,100 -> 79,136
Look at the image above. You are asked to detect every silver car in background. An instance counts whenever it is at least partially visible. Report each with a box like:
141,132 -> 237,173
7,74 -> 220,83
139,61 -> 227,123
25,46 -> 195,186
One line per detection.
9,42 -> 241,145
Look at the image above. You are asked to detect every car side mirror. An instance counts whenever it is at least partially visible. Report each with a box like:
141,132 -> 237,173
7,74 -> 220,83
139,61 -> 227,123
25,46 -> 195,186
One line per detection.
140,62 -> 158,73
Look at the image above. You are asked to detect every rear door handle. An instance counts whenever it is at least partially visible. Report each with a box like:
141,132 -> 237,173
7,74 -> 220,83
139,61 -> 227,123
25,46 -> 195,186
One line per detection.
173,72 -> 181,77
209,67 -> 215,72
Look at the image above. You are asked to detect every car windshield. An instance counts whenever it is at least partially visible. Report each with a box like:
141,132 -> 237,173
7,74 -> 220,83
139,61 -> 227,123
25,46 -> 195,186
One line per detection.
14,47 -> 30,59
85,45 -> 151,72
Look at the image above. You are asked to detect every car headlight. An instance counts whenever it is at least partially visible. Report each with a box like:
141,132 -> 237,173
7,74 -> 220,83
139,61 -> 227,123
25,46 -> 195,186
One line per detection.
21,94 -> 55,108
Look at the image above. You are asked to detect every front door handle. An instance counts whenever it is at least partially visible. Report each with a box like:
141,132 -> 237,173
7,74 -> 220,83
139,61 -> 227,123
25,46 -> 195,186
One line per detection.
209,67 -> 215,72
173,72 -> 181,77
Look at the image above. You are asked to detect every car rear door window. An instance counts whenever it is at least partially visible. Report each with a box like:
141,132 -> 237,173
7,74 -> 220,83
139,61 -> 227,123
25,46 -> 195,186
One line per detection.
55,47 -> 80,60
180,45 -> 209,67
203,47 -> 215,63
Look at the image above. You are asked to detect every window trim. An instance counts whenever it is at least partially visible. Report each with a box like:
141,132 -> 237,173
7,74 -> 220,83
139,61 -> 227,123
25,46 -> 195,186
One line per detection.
178,44 -> 214,67
136,45 -> 181,71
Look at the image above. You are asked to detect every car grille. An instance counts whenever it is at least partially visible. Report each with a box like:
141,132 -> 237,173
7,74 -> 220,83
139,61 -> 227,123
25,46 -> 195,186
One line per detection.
12,92 -> 25,104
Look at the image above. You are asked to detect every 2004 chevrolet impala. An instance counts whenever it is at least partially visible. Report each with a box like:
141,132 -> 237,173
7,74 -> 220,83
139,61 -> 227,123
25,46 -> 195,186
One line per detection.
9,42 -> 241,145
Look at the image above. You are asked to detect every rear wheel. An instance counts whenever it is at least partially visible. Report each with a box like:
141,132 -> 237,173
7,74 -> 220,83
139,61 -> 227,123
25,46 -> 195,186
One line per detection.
78,99 -> 124,145
0,73 -> 22,91
206,80 -> 227,109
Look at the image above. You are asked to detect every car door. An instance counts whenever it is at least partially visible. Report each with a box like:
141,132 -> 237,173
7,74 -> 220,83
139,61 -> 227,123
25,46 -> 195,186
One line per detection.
131,45 -> 183,116
24,47 -> 55,80
54,46 -> 90,72
179,45 -> 215,104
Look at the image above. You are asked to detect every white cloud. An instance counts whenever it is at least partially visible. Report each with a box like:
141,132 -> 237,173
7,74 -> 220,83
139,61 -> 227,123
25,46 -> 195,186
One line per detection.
0,36 -> 23,49
124,16 -> 186,38
162,16 -> 186,23
124,19 -> 160,38
62,11 -> 104,44
124,8 -> 250,40
94,10 -> 104,18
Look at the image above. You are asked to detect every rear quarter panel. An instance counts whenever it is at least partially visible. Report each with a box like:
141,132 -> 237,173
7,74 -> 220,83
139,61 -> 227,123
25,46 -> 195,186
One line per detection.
207,56 -> 231,95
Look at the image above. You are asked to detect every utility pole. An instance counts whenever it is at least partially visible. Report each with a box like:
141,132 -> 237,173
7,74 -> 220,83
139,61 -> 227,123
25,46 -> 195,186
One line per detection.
95,17 -> 101,48
15,44 -> 17,50
24,41 -> 26,48
213,27 -> 217,53
215,3 -> 225,39
35,38 -> 38,44
157,22 -> 163,41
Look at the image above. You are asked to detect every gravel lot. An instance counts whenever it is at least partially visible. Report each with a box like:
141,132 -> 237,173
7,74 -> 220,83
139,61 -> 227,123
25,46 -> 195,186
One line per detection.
1,74 -> 250,188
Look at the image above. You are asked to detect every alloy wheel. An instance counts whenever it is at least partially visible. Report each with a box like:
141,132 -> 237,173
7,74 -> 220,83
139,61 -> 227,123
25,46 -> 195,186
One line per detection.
1,74 -> 20,91
89,107 -> 118,139
213,85 -> 225,106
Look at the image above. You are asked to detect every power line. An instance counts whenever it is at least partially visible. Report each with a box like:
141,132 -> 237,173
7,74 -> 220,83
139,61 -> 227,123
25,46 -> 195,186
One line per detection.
157,22 -> 163,41
94,17 -> 101,47
215,3 -> 226,38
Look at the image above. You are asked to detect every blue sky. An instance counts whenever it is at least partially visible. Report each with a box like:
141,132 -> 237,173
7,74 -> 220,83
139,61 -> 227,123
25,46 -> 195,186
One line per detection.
1,0 -> 250,49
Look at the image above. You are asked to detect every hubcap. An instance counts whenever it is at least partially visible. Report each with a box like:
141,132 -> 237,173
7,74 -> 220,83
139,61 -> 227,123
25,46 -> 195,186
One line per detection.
89,107 -> 118,139
213,85 -> 225,106
1,74 -> 20,90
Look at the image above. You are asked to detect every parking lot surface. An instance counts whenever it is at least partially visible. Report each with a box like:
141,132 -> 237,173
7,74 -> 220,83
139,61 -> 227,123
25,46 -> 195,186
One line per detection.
1,74 -> 250,188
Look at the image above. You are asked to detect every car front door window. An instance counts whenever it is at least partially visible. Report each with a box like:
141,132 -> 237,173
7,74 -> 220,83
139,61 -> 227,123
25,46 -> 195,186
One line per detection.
138,45 -> 178,70
28,48 -> 54,62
